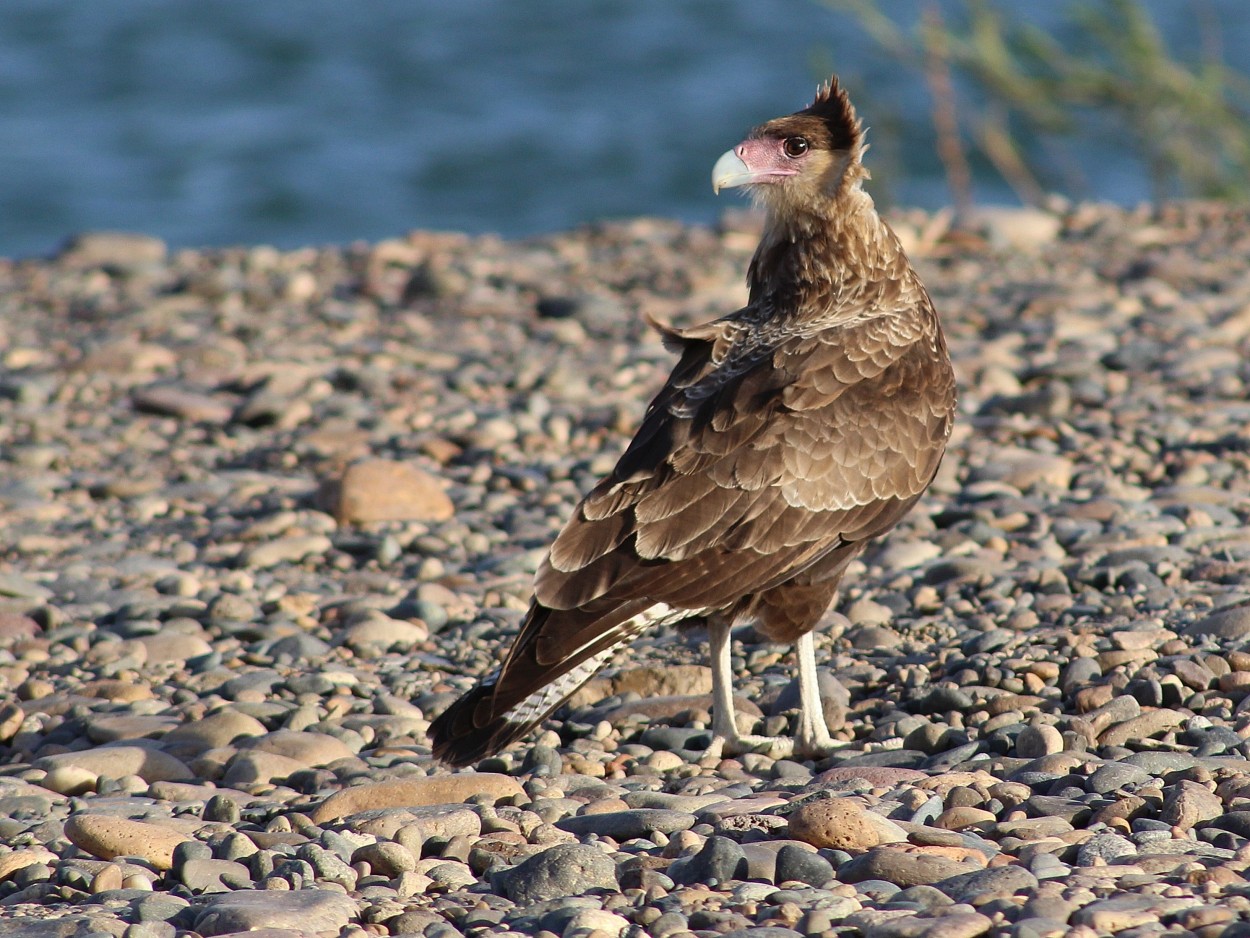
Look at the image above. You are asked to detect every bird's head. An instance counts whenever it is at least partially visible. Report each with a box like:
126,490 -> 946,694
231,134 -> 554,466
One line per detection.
712,76 -> 866,214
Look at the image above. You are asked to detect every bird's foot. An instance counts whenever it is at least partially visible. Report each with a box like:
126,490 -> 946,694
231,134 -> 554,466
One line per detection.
792,713 -> 848,759
703,732 -> 795,763
702,726 -> 847,764
794,729 -> 848,759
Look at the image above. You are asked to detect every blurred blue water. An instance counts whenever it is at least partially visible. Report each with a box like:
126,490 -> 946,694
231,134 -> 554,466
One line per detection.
0,1 -> 1245,257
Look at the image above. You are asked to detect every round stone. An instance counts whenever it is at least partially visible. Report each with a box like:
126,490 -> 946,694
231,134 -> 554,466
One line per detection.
788,798 -> 881,852
64,815 -> 195,871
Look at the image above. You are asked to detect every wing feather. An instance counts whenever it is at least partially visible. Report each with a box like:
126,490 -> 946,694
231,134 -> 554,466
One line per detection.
433,294 -> 956,767
540,313 -> 953,615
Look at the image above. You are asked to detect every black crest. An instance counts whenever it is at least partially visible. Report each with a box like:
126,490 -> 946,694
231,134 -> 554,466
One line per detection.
799,76 -> 863,154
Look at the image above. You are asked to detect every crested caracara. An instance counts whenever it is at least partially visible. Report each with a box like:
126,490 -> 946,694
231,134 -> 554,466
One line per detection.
430,76 -> 956,766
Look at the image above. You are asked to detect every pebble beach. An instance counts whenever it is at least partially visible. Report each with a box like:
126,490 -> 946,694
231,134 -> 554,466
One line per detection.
2,200 -> 1250,937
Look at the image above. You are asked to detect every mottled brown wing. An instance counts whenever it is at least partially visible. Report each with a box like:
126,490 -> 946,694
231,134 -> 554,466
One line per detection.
531,308 -> 954,657
432,306 -> 954,767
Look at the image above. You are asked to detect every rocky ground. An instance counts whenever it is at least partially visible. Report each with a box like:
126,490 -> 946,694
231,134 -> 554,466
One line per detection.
0,200 -> 1249,938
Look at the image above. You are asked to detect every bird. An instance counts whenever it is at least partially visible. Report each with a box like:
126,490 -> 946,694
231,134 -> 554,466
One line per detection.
429,75 -> 956,767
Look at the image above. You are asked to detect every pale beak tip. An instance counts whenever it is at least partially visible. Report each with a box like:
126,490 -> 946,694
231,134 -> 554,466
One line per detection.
711,148 -> 752,195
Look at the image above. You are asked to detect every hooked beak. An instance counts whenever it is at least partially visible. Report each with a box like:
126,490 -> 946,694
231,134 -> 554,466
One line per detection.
712,149 -> 755,194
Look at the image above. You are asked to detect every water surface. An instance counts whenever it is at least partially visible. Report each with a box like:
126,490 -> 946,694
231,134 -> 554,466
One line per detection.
1,1 -> 1244,256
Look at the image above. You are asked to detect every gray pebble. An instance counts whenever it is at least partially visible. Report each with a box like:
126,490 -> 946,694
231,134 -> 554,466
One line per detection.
670,836 -> 747,886
1120,751 -> 1198,774
1085,762 -> 1153,794
1185,603 -> 1250,640
555,809 -> 695,839
1205,811 -> 1250,839
132,894 -> 191,924
125,923 -> 177,938
1027,853 -> 1070,880
352,841 -> 416,877
178,858 -> 253,894
649,910 -> 689,938
773,844 -> 833,887
0,573 -> 54,601
839,847 -> 976,887
215,832 -> 257,862
886,884 -> 953,912
202,795 -> 240,824
194,889 -> 358,935
639,725 -> 712,752
937,864 -> 1039,904
918,686 -> 975,712
1076,832 -> 1137,866
492,843 -> 617,903
1015,724 -> 1064,758
172,840 -> 212,873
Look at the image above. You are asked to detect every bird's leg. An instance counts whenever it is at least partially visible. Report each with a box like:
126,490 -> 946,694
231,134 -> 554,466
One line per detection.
705,619 -> 794,761
708,618 -> 741,748
792,629 -> 841,756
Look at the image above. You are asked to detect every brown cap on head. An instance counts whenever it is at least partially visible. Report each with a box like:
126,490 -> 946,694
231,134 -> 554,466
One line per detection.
753,76 -> 863,160
797,77 -> 863,155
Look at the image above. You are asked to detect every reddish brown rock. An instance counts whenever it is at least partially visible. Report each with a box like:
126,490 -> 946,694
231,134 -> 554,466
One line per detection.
813,766 -> 928,788
65,815 -> 192,871
787,798 -> 882,853
311,774 -> 524,824
839,844 -> 984,887
1161,780 -> 1223,831
323,458 -> 454,524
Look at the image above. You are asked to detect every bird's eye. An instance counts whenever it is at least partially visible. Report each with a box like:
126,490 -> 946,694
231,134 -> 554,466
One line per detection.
783,136 -> 809,158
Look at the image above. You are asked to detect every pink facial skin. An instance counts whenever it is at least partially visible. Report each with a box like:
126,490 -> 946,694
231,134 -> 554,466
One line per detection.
712,136 -> 806,192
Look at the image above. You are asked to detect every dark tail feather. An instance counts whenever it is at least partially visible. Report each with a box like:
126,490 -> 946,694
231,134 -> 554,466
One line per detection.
428,681 -> 545,768
427,642 -> 619,767
428,600 -> 658,767
428,602 -> 565,767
